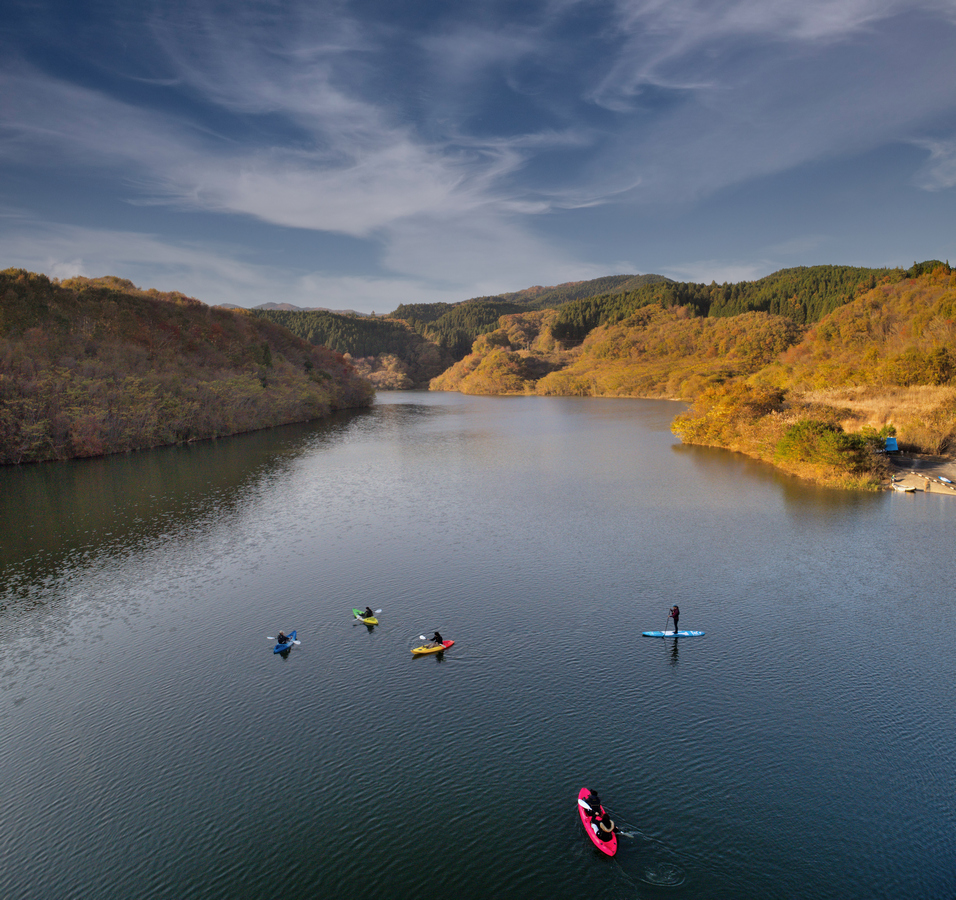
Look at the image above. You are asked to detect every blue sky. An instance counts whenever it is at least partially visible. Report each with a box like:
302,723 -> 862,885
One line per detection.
2,0 -> 955,313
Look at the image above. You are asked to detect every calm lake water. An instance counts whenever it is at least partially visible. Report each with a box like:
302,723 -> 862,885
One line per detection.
1,391 -> 954,900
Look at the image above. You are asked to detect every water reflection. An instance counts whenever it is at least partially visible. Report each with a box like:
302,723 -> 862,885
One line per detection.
671,440 -> 886,517
0,408 -> 373,611
2,392 -> 954,900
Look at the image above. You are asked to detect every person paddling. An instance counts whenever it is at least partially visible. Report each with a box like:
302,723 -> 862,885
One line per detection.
430,631 -> 444,647
584,789 -> 602,814
276,631 -> 289,645
668,605 -> 680,634
583,790 -> 619,840
594,809 -> 619,840
361,606 -> 375,620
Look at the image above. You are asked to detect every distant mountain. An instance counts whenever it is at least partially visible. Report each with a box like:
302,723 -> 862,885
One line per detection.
216,301 -> 367,316
255,301 -> 369,316
496,274 -> 668,308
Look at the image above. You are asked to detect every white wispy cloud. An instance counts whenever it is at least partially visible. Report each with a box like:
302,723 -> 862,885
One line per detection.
582,0 -> 956,203
0,216 -> 408,310
2,0 -> 954,300
601,0 -> 949,100
381,208 -> 609,290
0,219 -> 274,299
911,137 -> 956,191
0,66 -> 536,240
0,213 -> 609,312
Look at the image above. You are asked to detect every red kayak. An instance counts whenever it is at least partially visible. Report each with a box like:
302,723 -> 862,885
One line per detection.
577,788 -> 618,856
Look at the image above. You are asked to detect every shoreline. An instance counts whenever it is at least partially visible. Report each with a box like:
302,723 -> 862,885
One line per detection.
887,454 -> 956,495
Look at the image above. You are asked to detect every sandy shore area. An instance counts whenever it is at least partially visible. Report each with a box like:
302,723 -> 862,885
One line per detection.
886,454 -> 956,495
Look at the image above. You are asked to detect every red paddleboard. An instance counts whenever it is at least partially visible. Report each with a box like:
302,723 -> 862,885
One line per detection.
577,788 -> 618,856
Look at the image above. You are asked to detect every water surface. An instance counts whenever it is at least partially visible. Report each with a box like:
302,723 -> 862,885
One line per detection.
1,392 -> 954,899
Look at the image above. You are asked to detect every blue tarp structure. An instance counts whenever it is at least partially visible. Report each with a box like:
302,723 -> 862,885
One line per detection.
885,437 -> 899,453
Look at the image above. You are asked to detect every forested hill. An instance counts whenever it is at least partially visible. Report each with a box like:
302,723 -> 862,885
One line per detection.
495,273 -> 668,307
391,274 -> 665,321
254,308 -> 429,359
0,269 -> 373,464
550,264 -> 911,342
390,273 -> 667,357
253,274 -> 669,381
431,262 -> 956,489
251,308 -> 456,387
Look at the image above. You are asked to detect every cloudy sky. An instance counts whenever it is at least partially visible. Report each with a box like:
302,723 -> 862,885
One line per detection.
2,0 -> 955,312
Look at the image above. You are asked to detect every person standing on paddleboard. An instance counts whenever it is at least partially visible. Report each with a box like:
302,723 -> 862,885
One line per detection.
669,605 -> 680,634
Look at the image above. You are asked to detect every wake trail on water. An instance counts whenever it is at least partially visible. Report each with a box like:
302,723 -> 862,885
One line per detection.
607,815 -> 686,888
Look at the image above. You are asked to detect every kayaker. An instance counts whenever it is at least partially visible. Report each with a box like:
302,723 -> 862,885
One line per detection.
276,631 -> 289,645
430,631 -> 443,647
362,606 -> 375,620
595,811 -> 618,840
668,605 -> 680,633
585,789 -> 602,813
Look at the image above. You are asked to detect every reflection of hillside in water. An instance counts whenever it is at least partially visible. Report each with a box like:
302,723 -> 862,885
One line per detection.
0,408 -> 372,602
670,440 -> 885,516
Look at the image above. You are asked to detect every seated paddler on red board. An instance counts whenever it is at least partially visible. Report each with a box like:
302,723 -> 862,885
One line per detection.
584,790 -> 618,840
593,808 -> 619,840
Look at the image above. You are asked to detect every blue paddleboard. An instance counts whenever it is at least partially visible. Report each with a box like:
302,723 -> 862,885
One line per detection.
273,630 -> 297,653
642,630 -> 705,638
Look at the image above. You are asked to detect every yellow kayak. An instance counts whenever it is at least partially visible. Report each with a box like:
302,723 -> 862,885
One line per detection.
353,609 -> 379,625
411,640 -> 454,655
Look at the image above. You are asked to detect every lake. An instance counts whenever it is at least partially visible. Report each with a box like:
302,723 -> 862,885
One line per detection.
1,391 -> 954,900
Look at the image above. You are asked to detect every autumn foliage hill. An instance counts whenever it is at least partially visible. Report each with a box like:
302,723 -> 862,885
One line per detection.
674,267 -> 956,486
431,305 -> 804,398
0,269 -> 373,464
432,264 -> 956,488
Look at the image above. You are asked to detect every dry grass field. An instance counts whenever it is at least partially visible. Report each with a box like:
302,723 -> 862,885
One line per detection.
800,385 -> 956,455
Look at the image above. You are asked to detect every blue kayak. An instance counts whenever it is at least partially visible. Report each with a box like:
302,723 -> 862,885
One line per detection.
273,630 -> 297,653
